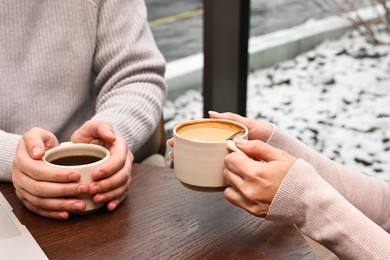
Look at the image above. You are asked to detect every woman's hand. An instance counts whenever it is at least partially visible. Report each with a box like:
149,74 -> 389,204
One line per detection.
71,120 -> 132,212
223,138 -> 297,217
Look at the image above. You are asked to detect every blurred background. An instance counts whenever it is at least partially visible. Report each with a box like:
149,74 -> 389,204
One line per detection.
145,0 -> 329,62
145,0 -> 390,185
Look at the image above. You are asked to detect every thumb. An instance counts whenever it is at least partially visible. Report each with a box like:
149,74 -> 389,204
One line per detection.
233,138 -> 288,162
23,128 -> 59,159
71,120 -> 116,144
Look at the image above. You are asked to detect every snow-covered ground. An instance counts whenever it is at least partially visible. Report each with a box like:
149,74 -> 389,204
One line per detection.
163,29 -> 390,181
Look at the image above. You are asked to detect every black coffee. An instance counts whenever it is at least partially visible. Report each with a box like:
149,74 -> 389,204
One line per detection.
49,155 -> 102,166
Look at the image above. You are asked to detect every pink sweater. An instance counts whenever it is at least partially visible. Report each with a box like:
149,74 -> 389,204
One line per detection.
266,126 -> 390,259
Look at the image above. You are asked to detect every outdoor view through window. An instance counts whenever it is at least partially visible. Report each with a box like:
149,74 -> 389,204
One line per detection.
146,0 -> 330,62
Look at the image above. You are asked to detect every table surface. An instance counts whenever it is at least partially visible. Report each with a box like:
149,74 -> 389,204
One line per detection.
0,164 -> 314,260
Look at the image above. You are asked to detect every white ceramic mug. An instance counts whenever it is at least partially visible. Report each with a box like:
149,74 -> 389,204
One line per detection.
42,143 -> 110,213
173,119 -> 248,189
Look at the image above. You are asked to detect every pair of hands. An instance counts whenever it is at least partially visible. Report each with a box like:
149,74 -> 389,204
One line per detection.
12,120 -> 132,220
168,111 -> 297,218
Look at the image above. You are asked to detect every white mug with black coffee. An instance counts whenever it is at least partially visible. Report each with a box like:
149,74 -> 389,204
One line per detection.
42,143 -> 110,213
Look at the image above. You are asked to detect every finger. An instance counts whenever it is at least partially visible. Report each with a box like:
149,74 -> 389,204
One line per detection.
208,111 -> 250,125
224,186 -> 248,210
224,186 -> 268,218
93,178 -> 131,206
15,189 -> 86,219
15,133 -> 78,183
14,171 -> 89,197
92,157 -> 131,200
71,120 -> 116,144
208,111 -> 272,142
106,193 -> 127,211
14,154 -> 81,183
166,138 -> 174,147
23,128 -> 59,159
105,161 -> 131,208
91,137 -> 131,181
20,199 -> 70,220
17,189 -> 86,212
223,167 -> 244,191
234,139 -> 291,162
95,121 -> 116,143
167,138 -> 174,159
224,152 -> 259,179
24,202 -> 70,220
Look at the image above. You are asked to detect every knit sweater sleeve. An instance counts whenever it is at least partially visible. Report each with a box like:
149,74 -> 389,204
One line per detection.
266,159 -> 390,259
91,0 -> 167,152
0,131 -> 21,182
267,125 -> 390,231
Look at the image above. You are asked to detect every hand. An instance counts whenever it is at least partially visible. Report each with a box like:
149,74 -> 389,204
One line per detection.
71,120 -> 133,212
223,138 -> 297,218
12,128 -> 89,220
208,111 -> 273,142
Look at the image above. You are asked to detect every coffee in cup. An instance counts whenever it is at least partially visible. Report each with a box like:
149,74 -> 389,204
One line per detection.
173,119 -> 248,189
42,143 -> 110,213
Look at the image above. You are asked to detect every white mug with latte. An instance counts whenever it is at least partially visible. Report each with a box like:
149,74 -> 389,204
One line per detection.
173,119 -> 248,189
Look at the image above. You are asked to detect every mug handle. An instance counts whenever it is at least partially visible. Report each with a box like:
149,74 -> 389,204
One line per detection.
226,139 -> 265,163
226,140 -> 246,155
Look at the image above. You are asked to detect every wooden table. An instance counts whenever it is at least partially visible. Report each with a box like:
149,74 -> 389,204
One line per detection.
0,164 -> 315,259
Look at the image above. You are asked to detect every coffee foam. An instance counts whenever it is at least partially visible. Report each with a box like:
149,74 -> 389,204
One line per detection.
177,120 -> 244,142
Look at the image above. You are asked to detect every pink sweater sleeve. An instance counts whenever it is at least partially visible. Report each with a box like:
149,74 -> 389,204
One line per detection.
265,126 -> 390,258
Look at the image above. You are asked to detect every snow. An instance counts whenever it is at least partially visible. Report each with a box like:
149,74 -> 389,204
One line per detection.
163,29 -> 390,181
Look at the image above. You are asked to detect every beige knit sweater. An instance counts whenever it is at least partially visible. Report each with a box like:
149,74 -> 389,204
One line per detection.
266,126 -> 390,259
0,0 -> 167,181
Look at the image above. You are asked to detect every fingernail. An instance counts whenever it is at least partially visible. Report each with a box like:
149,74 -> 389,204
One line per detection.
208,111 -> 220,115
77,184 -> 88,193
68,173 -> 79,181
96,194 -> 105,202
91,186 -> 100,194
31,146 -> 42,157
233,137 -> 248,145
107,129 -> 115,138
98,171 -> 105,179
73,202 -> 84,211
59,212 -> 68,219
109,201 -> 117,211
